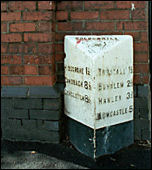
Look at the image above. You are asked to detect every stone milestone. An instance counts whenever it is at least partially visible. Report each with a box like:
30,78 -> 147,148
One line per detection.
64,35 -> 133,129
64,35 -> 134,159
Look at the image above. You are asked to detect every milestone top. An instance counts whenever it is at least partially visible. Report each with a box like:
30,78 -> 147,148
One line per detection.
64,35 -> 133,57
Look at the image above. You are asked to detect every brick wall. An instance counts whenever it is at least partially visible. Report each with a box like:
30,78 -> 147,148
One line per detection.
1,1 -> 56,86
54,1 -> 150,84
1,1 -> 150,85
1,1 -> 151,142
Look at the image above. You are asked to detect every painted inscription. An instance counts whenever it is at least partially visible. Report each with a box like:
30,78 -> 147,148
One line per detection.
98,68 -> 125,76
64,89 -> 91,103
98,82 -> 124,91
96,105 -> 133,120
65,65 -> 133,106
65,66 -> 91,75
64,35 -> 133,129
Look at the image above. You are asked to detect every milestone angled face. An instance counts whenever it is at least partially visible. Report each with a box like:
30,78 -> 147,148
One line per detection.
64,35 -> 133,129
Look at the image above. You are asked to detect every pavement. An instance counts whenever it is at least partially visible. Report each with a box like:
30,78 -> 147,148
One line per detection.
1,139 -> 151,169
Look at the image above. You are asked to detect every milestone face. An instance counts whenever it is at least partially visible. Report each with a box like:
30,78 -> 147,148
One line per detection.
64,35 -> 133,129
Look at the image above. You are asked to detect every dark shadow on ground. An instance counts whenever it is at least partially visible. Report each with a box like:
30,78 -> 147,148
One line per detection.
1,140 -> 151,169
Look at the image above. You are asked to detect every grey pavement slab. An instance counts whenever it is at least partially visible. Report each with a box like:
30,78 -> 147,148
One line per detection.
1,151 -> 88,169
1,140 -> 151,169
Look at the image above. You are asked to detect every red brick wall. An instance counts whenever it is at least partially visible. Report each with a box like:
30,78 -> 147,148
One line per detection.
1,1 -> 56,86
1,1 -> 150,86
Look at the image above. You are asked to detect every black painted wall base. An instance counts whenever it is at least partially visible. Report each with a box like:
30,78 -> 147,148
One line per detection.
67,117 -> 134,159
1,86 -> 63,144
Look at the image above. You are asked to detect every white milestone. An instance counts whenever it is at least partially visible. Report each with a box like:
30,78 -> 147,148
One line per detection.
64,35 -> 134,130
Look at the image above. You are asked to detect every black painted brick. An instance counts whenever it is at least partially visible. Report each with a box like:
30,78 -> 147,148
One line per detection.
138,85 -> 149,98
57,74 -> 65,83
134,121 -> 141,140
1,87 -> 28,98
55,83 -> 65,93
29,86 -> 60,98
30,110 -> 60,120
2,128 -> 60,144
14,98 -> 42,109
2,128 -> 24,141
1,98 -> 12,110
1,86 -> 62,98
134,97 -> 149,120
37,130 -> 60,143
134,97 -> 148,109
43,121 -> 60,131
134,119 -> 151,140
22,120 -> 37,129
1,86 -> 62,144
43,99 -> 61,110
135,108 -> 149,119
36,120 -> 43,127
133,85 -> 137,97
134,108 -> 140,119
8,109 -> 28,119
6,119 -> 22,128
1,99 -> 12,120
141,128 -> 151,140
134,119 -> 151,133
